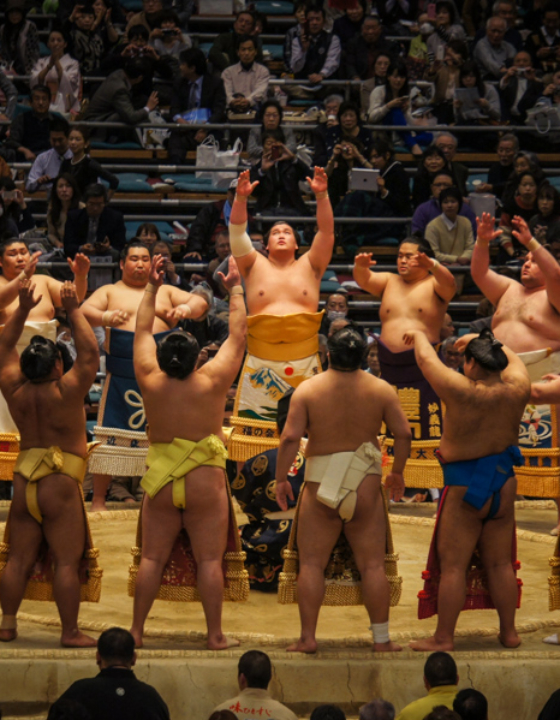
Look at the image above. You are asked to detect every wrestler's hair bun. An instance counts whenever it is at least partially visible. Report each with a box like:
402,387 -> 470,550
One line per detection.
465,328 -> 508,373
156,331 -> 200,379
327,327 -> 366,372
20,335 -> 73,382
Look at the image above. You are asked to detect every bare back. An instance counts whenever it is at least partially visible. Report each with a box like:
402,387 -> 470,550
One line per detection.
243,254 -> 322,315
0,379 -> 88,457
439,377 -> 529,462
298,370 -> 401,457
0,275 -> 59,325
380,275 -> 448,352
492,283 -> 560,352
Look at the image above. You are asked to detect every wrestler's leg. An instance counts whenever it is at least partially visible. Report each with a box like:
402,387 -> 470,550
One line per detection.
344,476 -> 401,652
38,473 -> 97,648
0,473 -> 42,641
410,486 -> 483,652
181,466 -> 236,650
479,476 -> 520,648
91,473 -> 111,512
130,484 -> 182,648
551,497 -> 560,536
289,483 -> 343,654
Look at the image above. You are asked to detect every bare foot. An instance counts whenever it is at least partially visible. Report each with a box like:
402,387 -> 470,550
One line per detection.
61,630 -> 97,648
90,499 -> 107,512
207,634 -> 240,650
286,638 -> 317,654
409,636 -> 454,652
498,632 -> 521,649
550,525 -> 560,537
0,628 -> 17,642
130,629 -> 143,649
123,498 -> 136,504
374,640 -> 402,652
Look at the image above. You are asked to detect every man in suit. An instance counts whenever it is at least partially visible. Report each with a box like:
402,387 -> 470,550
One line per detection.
83,57 -> 159,143
167,48 -> 227,164
344,15 -> 396,81
64,184 -> 126,260
434,134 -> 468,198
208,11 -> 264,72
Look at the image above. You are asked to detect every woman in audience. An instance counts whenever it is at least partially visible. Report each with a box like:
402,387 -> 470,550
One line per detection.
59,126 -> 119,196
360,51 -> 392,112
424,39 -> 468,124
136,223 -> 162,251
499,171 -> 540,261
63,3 -> 105,76
365,341 -> 381,376
412,146 -> 447,206
283,1 -> 308,74
0,0 -> 40,76
247,100 -> 296,164
453,60 -> 501,134
369,135 -> 412,217
0,177 -> 35,235
47,173 -> 83,249
529,182 -> 560,244
368,58 -> 430,156
92,0 -> 120,52
502,151 -> 545,208
30,30 -> 82,117
426,0 -> 466,60
149,9 -> 191,60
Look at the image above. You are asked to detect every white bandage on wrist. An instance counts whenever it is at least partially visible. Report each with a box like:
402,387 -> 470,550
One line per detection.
102,311 -> 113,326
370,622 -> 390,644
229,221 -> 253,258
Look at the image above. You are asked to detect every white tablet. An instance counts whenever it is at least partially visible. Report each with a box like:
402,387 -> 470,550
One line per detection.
349,168 -> 379,192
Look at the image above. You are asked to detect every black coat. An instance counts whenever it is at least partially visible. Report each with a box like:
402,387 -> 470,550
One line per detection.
169,73 -> 227,123
64,206 -> 127,258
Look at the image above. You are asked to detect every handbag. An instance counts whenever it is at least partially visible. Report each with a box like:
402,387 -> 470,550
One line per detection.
195,135 -> 243,188
526,99 -> 560,143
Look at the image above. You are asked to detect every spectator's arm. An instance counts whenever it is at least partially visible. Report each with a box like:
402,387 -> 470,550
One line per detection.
319,35 -> 341,79
112,88 -> 150,125
0,72 -> 17,119
290,35 -> 307,74
25,154 -> 48,193
208,77 -> 227,123
208,35 -> 230,73
90,159 -> 120,190
221,68 -> 235,107
247,66 -> 270,105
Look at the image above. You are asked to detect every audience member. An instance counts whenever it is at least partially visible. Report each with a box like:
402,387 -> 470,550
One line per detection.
149,9 -> 191,60
168,48 -> 227,164
396,652 -> 459,720
212,650 -> 298,720
90,0 -> 120,52
411,171 -> 477,236
498,50 -> 544,123
186,181 -> 240,260
290,6 -> 341,97
369,136 -> 413,217
51,627 -> 170,720
0,195 -> 19,239
0,178 -> 35,236
498,171 -> 540,259
180,285 -> 228,347
60,126 -> 119,196
359,699 -> 395,720
412,146 -> 448,207
47,173 -> 83,249
425,39 -> 469,125
333,0 -> 365,44
473,17 -> 516,80
501,151 -> 546,208
283,1 -> 308,74
440,312 -> 455,340
454,61 -> 501,131
529,182 -> 560,243
26,116 -> 72,194
372,0 -> 416,30
0,70 -> 17,130
83,58 -> 159,143
313,94 -> 344,167
222,35 -> 270,114
63,2 -> 105,76
135,223 -> 161,252
0,0 -> 40,76
152,240 -> 191,290
365,341 -> 381,376
30,29 -> 82,116
423,709 -> 461,720
248,101 -> 296,164
426,1 -> 466,61
470,0 -> 522,51
344,15 -> 394,82
310,706 -> 346,720
525,1 -> 560,74
209,12 -> 264,72
441,335 -> 463,371
125,0 -> 164,40
6,85 -> 58,162
453,689 -> 488,720
407,13 -> 433,81
433,133 -> 469,198
474,133 -> 518,198
538,687 -> 560,720
64,183 -> 126,259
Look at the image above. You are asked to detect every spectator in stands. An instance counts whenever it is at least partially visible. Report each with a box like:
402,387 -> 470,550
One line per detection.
51,627 -> 170,720
433,133 -> 468,197
26,116 -> 72,194
525,1 -> 560,74
64,183 -> 126,259
0,195 -> 19,239
454,60 -> 501,127
474,133 -> 518,199
207,232 -> 231,287
453,689 -> 488,720
30,29 -> 81,117
212,650 -> 298,720
368,58 -> 430,156
6,85 -> 57,162
63,3 -> 105,76
440,312 -> 455,340
529,182 -> 560,243
358,50 -> 393,110
470,0 -> 523,51
426,1 -> 466,61
0,178 -> 35,236
411,171 -> 477,235
359,699 -> 394,720
185,180 -> 240,260
537,687 -> 560,720
60,126 -> 120,196
0,0 -> 40,76
180,284 -> 228,348
345,15 -> 395,81
168,48 -> 226,164
412,146 -> 448,206
312,94 -> 343,167
248,101 -> 296,165
125,0 -> 164,40
290,6 -> 341,98
0,70 -> 17,140
333,0 -> 366,45
498,50 -> 544,123
319,291 -> 349,336
152,240 -> 191,290
425,185 -> 474,293
407,12 -> 433,81
310,706 -> 346,720
284,1 -> 308,74
498,171 -> 540,260
369,136 -> 413,217
209,12 -> 264,73
501,151 -> 546,208
396,652 -> 459,720
249,132 -> 310,216
136,222 -> 162,251
424,39 -> 469,125
47,173 -> 83,249
91,0 -> 120,53
149,9 -> 191,60
473,16 -> 516,79
423,710 -> 460,720
365,341 -> 381,376
83,58 -> 159,144
222,35 -> 270,113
